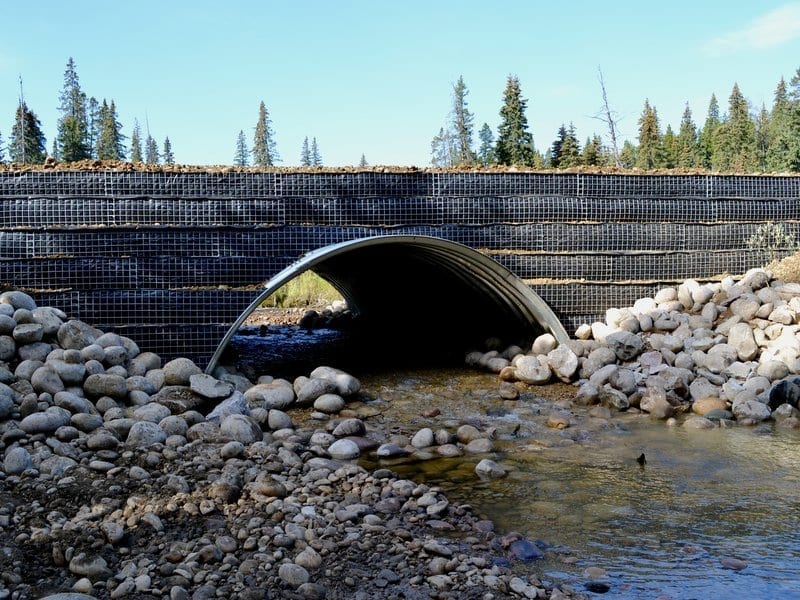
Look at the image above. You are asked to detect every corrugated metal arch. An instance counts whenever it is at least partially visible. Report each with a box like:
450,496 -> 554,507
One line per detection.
206,235 -> 568,374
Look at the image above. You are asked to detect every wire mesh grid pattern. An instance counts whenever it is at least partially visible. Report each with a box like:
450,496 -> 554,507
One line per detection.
2,170 -> 800,364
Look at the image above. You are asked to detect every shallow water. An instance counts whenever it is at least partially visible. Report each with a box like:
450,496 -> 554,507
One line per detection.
230,328 -> 800,599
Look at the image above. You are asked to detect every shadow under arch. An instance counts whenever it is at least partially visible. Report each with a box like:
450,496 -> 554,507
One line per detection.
206,235 -> 569,374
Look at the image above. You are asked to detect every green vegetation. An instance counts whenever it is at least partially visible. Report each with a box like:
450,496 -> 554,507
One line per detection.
263,271 -> 342,308
746,222 -> 800,263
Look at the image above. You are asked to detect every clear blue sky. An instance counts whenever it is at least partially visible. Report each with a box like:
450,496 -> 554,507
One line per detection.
2,1 -> 800,167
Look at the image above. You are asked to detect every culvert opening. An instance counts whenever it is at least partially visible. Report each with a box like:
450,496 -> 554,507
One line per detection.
210,236 -> 568,379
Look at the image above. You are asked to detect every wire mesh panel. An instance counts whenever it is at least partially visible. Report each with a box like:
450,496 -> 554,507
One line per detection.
1,170 -> 799,366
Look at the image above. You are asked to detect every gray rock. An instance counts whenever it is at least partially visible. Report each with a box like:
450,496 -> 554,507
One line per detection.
475,458 -> 506,479
599,386 -> 630,411
309,366 -> 361,396
514,355 -> 551,384
0,390 -> 14,419
547,345 -> 579,382
152,385 -> 205,413
327,438 -> 360,459
39,455 -> 78,476
84,373 -> 127,399
162,357 -> 202,386
86,429 -> 120,450
244,383 -> 295,410
465,438 -> 494,453
206,391 -> 248,422
133,403 -> 171,423
411,427 -> 435,448
683,416 -> 716,429
332,418 -> 365,437
531,333 -> 558,355
727,323 -> 759,361
58,320 -> 99,350
71,413 -> 104,432
732,399 -> 771,422
20,406 -> 71,433
126,421 -> 167,448
190,373 -> 233,399
0,290 -> 37,311
376,443 -> 409,458
68,553 -> 110,580
13,322 -> 44,344
3,446 -> 33,474
128,351 -> 161,376
219,414 -> 263,445
278,563 -> 310,588
0,335 -> 15,361
313,393 -> 345,413
31,365 -> 65,395
296,377 -> 339,405
267,409 -> 293,430
606,331 -> 644,361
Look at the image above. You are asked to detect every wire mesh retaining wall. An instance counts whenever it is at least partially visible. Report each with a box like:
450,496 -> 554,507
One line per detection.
1,170 -> 798,366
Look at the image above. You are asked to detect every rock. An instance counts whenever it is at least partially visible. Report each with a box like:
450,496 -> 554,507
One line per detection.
692,397 -> 728,416
58,320 -> 99,350
295,546 -> 322,570
3,446 -> 33,474
84,373 -> 127,399
727,323 -> 759,361
376,443 -> 408,458
598,387 -> 629,411
152,385 -> 205,413
267,409 -> 293,430
508,539 -> 544,561
31,365 -> 65,395
768,378 -> 800,410
546,414 -> 570,429
464,438 -> 494,453
332,418 -> 365,437
1,290 -> 37,311
683,416 -> 716,429
475,458 -> 506,479
411,427 -> 435,448
220,414 -> 263,445
244,383 -> 295,410
456,424 -> 483,443
328,438 -> 360,459
20,407 -> 71,433
757,360 -> 790,381
313,393 -> 345,414
205,391 -> 248,422
514,355 -> 551,384
640,389 -> 673,419
13,322 -> 44,344
126,421 -> 167,448
0,335 -> 15,361
531,333 -> 557,355
163,357 -> 202,385
547,345 -> 579,382
220,440 -> 245,459
732,399 -> 771,422
606,331 -> 644,361
189,373 -> 233,399
279,563 -> 310,588
309,366 -> 361,396
296,377 -> 339,405
68,553 -> 110,580
720,557 -> 748,571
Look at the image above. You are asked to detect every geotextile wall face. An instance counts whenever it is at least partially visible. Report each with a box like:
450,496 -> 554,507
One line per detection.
1,170 -> 799,366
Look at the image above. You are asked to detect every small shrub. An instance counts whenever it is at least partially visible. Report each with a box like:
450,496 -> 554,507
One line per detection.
746,222 -> 800,264
262,271 -> 342,308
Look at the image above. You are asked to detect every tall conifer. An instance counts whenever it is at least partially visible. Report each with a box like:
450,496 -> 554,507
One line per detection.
495,75 -> 535,166
56,57 -> 91,161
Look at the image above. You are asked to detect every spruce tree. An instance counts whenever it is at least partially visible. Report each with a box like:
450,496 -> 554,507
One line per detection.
234,130 -> 249,166
755,104 -> 770,171
358,154 -> 368,167
477,123 -> 495,166
87,96 -> 100,158
766,78 -> 792,171
582,135 -> 603,166
300,137 -> 311,166
495,75 -> 535,166
130,119 -> 143,163
162,137 -> 175,165
549,125 -> 567,167
698,94 -> 721,169
252,101 -> 279,166
451,76 -> 475,165
713,83 -> 757,172
550,123 -> 580,168
675,103 -> 700,168
619,140 -> 637,168
56,57 -> 91,162
311,137 -> 322,166
661,125 -> 677,168
431,127 -> 455,166
636,99 -> 662,170
145,134 -> 159,164
10,101 -> 47,164
96,100 -> 125,160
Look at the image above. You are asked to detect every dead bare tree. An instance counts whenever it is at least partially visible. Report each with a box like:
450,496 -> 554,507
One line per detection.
593,66 -> 622,168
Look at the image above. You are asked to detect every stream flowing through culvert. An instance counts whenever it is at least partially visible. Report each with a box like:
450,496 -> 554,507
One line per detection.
228,325 -> 800,600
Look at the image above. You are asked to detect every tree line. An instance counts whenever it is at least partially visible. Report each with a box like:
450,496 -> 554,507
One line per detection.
432,70 -> 800,172
4,57 -> 800,171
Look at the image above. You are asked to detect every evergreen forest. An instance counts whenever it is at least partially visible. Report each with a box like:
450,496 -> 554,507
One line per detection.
4,58 -> 800,172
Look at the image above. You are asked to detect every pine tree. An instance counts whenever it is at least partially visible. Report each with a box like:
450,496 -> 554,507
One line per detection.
162,137 -> 175,165
10,101 -> 47,164
550,123 -> 580,168
358,154 -> 368,167
300,136 -> 311,166
713,83 -> 757,172
130,119 -> 143,163
661,125 -> 677,168
582,135 -> 603,166
96,100 -> 125,160
431,127 -> 455,167
252,101 -> 279,166
145,134 -> 159,165
636,99 -> 662,170
698,94 -> 721,169
619,140 -> 637,168
755,104 -> 770,171
234,130 -> 249,166
495,75 -> 535,166
477,123 -> 495,166
87,96 -> 100,158
56,57 -> 91,162
451,76 -> 475,165
549,125 -> 567,167
675,103 -> 700,168
310,137 -> 322,166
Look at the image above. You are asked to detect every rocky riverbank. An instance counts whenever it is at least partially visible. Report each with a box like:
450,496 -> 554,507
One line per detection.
0,291 -> 561,600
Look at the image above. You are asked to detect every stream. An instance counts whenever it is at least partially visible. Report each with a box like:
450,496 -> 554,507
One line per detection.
229,326 -> 800,599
